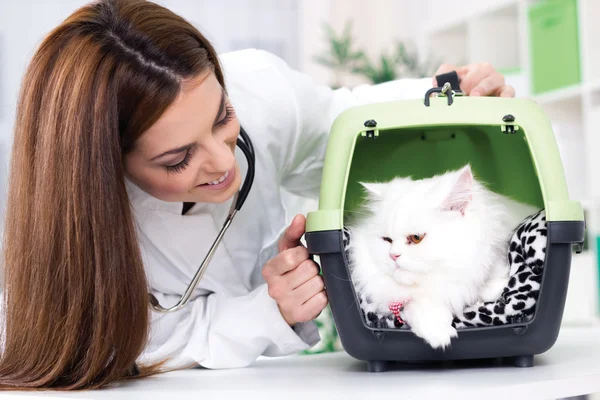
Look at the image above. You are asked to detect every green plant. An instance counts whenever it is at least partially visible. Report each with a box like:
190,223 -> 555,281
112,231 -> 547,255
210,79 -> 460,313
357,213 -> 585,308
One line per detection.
352,52 -> 398,84
313,21 -> 366,88
315,21 -> 442,86
395,42 -> 440,79
352,41 -> 441,84
301,305 -> 342,355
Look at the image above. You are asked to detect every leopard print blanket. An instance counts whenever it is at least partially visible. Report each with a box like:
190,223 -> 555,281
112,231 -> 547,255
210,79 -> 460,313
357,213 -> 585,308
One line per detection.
343,210 -> 547,330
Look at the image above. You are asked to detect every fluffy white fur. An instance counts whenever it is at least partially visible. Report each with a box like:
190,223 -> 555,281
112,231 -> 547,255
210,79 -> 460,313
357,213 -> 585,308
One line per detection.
346,164 -> 537,349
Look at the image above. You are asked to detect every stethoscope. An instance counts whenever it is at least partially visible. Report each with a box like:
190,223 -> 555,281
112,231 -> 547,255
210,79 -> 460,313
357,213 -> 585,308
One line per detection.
148,126 -> 255,313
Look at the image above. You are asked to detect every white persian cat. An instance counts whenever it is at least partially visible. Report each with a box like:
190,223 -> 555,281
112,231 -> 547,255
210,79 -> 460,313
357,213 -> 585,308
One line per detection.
346,164 -> 537,349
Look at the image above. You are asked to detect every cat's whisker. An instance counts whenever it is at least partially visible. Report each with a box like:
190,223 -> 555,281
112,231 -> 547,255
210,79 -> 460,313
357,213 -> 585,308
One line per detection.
347,298 -> 359,311
328,272 -> 352,282
343,209 -> 372,216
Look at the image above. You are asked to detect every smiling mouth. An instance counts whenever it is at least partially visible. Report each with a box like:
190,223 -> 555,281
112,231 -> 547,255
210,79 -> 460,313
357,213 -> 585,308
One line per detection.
206,171 -> 229,186
198,167 -> 236,191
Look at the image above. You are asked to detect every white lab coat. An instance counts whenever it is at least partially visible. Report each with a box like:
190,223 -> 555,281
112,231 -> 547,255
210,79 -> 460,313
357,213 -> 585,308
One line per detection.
127,49 -> 433,369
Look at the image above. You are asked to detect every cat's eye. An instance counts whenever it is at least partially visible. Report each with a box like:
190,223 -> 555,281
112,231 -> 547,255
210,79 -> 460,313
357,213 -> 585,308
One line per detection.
408,234 -> 425,244
382,237 -> 393,244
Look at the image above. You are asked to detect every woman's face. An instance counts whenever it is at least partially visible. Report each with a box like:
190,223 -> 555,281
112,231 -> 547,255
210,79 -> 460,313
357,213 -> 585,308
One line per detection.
124,71 -> 242,204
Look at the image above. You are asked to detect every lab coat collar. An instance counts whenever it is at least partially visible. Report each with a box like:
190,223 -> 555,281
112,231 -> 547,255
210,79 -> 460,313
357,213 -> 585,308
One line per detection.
125,178 -> 196,215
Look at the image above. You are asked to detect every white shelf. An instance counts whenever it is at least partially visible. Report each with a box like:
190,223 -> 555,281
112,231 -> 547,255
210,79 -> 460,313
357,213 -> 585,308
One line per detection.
584,96 -> 600,198
589,80 -> 600,94
467,4 -> 520,71
424,0 -> 520,38
424,1 -> 521,68
581,0 -> 600,83
526,80 -> 600,106
427,23 -> 468,67
532,83 -> 584,106
563,251 -> 599,325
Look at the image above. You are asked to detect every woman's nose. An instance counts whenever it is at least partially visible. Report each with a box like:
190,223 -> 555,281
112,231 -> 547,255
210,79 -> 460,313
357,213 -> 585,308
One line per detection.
389,253 -> 400,261
205,139 -> 235,172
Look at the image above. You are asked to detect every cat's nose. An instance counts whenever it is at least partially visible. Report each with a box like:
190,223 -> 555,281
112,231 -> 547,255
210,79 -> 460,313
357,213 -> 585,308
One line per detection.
389,253 -> 400,261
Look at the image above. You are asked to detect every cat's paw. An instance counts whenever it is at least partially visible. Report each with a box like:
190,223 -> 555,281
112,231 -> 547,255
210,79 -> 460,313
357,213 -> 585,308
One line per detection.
478,277 -> 508,302
418,323 -> 457,349
401,302 -> 457,349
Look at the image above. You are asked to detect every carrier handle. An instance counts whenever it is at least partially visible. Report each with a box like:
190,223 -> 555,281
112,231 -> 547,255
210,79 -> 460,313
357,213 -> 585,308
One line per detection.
424,70 -> 464,107
424,85 -> 454,106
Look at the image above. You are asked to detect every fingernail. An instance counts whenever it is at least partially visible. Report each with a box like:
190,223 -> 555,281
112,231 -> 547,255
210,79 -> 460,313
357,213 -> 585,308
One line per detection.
471,90 -> 481,97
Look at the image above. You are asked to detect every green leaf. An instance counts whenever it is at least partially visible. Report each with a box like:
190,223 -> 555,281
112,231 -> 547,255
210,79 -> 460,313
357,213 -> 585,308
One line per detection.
312,20 -> 367,85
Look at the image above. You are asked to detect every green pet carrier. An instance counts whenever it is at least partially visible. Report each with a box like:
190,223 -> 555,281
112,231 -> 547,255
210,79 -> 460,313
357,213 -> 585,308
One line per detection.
305,81 -> 585,372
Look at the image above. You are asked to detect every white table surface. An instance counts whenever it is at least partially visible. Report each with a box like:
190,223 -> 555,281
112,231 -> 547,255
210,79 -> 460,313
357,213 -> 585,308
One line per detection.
4,326 -> 600,400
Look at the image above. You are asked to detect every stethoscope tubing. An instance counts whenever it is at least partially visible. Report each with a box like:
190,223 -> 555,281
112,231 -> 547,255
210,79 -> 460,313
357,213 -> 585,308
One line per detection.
148,127 -> 255,313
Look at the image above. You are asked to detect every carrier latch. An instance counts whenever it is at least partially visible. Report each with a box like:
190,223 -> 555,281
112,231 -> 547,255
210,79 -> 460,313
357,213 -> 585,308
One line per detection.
501,114 -> 519,134
362,119 -> 379,139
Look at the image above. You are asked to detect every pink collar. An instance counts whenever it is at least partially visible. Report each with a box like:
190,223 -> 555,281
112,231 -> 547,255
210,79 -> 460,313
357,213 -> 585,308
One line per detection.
389,299 -> 411,324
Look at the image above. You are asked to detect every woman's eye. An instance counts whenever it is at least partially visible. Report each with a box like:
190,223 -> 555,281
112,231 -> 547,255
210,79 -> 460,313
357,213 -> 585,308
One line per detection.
382,237 -> 393,244
215,105 -> 235,129
407,234 -> 425,244
165,150 -> 192,174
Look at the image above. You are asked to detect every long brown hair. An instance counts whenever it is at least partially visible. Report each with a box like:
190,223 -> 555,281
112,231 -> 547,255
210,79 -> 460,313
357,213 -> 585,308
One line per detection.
1,0 -> 224,390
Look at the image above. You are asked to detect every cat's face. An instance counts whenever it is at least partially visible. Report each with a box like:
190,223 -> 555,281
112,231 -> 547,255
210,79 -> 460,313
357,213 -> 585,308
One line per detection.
358,165 -> 477,280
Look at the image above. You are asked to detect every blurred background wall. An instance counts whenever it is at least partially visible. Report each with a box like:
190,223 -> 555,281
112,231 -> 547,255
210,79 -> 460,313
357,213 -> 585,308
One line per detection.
0,0 -> 599,350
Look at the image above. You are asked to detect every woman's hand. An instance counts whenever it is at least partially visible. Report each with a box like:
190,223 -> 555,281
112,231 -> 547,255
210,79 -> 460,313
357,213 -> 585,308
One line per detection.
433,63 -> 516,98
262,214 -> 328,326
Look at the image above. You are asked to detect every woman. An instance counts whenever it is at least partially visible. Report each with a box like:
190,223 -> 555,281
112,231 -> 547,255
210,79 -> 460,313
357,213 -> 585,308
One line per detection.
0,0 -> 514,390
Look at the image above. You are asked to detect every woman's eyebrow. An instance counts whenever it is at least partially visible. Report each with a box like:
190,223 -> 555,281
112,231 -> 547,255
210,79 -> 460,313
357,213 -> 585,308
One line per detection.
150,144 -> 194,161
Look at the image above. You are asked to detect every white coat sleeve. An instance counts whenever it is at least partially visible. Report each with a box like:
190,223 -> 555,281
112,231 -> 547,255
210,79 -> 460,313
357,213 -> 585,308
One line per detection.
257,50 -> 436,200
141,283 -> 320,370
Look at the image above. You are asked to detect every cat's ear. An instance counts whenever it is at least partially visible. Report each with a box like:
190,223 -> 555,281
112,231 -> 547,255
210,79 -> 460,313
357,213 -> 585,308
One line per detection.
441,165 -> 473,215
360,182 -> 386,199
